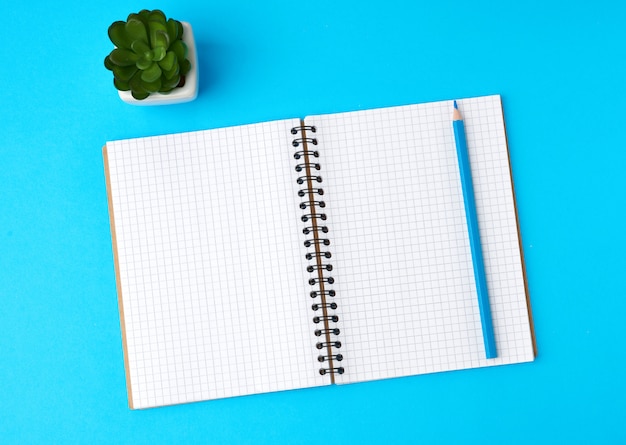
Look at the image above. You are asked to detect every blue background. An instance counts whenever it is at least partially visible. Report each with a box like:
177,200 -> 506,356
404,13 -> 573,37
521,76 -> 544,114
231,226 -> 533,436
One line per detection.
2,0 -> 624,443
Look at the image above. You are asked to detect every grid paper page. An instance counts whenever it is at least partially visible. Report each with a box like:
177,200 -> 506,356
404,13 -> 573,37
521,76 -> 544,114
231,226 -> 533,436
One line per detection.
106,119 -> 327,408
304,96 -> 535,384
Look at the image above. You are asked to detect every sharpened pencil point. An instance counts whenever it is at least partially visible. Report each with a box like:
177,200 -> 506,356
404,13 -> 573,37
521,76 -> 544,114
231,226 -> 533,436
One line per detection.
453,100 -> 458,109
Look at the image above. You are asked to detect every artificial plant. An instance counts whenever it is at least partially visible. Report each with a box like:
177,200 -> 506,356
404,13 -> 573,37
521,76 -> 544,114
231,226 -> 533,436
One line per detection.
104,9 -> 192,100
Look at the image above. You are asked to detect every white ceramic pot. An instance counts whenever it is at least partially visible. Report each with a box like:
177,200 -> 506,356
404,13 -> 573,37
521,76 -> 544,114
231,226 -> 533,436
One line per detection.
118,21 -> 198,105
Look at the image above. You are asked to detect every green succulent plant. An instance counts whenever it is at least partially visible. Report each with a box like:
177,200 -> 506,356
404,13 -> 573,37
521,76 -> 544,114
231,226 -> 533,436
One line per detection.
104,9 -> 192,100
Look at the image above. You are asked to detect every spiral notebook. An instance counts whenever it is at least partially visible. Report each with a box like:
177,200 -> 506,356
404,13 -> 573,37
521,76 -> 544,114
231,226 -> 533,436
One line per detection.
104,95 -> 536,409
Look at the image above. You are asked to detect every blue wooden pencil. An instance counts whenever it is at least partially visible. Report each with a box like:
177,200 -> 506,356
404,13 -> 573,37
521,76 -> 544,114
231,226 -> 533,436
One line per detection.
452,100 -> 497,359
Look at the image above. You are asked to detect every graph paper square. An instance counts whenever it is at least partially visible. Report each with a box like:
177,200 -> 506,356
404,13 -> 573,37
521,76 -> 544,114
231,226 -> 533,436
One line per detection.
304,95 -> 535,384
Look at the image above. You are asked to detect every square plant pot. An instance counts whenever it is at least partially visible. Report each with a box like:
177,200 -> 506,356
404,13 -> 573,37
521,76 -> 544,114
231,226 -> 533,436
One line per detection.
118,21 -> 198,105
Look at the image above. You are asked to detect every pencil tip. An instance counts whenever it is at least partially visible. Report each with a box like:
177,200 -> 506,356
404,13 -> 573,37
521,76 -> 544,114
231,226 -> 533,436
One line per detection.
453,100 -> 458,109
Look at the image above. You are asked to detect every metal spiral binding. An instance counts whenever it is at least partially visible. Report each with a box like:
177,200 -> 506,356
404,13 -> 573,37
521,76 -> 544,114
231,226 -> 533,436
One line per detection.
291,122 -> 344,379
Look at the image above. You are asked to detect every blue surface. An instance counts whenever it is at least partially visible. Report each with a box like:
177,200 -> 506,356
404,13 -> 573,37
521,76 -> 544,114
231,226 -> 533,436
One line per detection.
1,0 -> 625,443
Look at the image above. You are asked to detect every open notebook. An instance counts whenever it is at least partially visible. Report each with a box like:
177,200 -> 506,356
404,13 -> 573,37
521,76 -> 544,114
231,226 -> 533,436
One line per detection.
104,95 -> 536,409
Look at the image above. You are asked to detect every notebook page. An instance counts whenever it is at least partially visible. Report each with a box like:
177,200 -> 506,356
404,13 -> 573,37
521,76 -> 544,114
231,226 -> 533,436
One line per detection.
304,96 -> 534,384
105,119 -> 326,408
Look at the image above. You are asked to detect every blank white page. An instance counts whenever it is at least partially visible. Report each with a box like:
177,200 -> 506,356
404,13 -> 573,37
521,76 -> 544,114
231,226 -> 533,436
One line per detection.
304,95 -> 535,384
105,119 -> 326,409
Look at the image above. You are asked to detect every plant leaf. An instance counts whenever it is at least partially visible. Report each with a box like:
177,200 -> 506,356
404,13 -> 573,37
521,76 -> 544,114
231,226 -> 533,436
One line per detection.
166,19 -> 181,42
129,10 -> 150,27
108,21 -> 132,49
158,51 -> 176,72
113,77 -> 130,91
112,64 -> 138,81
109,49 -> 139,66
136,55 -> 153,70
170,40 -> 188,63
131,39 -> 151,56
142,78 -> 162,93
149,10 -> 167,24
129,72 -> 149,99
141,62 -> 162,83
104,55 -> 114,71
125,18 -> 148,44
151,47 -> 166,62
163,63 -> 180,80
162,75 -> 181,89
149,21 -> 170,49
131,90 -> 150,100
180,59 -> 191,75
